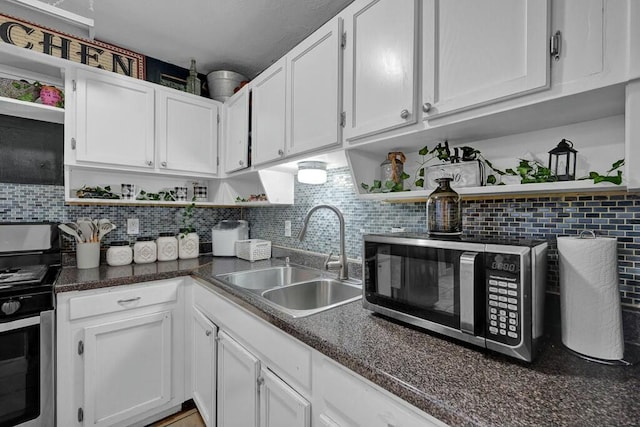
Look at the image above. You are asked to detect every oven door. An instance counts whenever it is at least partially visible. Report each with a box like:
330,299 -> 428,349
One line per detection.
0,311 -> 54,427
363,238 -> 486,344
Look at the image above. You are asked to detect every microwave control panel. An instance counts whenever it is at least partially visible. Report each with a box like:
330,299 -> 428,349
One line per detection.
485,252 -> 521,346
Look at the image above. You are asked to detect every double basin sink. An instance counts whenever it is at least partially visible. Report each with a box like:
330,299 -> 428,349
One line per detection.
215,265 -> 362,318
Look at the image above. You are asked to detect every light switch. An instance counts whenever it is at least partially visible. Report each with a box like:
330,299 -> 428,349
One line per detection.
284,220 -> 291,237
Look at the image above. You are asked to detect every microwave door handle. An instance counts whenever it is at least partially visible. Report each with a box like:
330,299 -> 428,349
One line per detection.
460,251 -> 479,335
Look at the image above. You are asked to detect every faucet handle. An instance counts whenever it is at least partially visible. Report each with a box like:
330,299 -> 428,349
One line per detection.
323,252 -> 334,270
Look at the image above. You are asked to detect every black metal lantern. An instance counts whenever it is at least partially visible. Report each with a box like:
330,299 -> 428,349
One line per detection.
548,139 -> 577,181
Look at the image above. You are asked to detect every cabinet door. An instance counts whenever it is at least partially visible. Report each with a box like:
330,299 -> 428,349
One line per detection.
259,367 -> 310,427
422,0 -> 549,119
217,331 -> 260,427
252,58 -> 287,166
82,311 -> 173,427
74,68 -> 155,168
286,18 -> 342,155
157,89 -> 220,176
224,86 -> 250,173
191,308 -> 217,427
550,0 -> 629,91
343,0 -> 418,142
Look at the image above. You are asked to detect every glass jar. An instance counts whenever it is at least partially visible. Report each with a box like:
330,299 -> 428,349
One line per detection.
426,177 -> 462,235
157,232 -> 178,261
106,241 -> 132,266
380,152 -> 406,190
133,236 -> 157,264
179,228 -> 199,259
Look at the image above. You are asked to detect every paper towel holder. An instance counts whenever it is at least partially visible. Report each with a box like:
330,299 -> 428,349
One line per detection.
559,230 -> 634,366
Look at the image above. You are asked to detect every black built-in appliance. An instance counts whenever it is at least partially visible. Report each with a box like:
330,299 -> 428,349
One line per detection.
0,223 -> 60,427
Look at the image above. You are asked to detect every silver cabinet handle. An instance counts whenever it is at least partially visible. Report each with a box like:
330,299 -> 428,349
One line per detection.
161,161 -> 167,167
146,160 -> 153,167
117,297 -> 141,304
278,149 -> 284,156
205,330 -> 212,336
422,102 -> 432,113
400,109 -> 410,119
239,160 -> 244,166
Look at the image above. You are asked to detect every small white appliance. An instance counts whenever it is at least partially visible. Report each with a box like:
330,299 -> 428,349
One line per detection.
212,220 -> 249,256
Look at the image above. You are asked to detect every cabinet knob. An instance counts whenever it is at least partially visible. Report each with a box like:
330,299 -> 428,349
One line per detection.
278,149 -> 284,156
205,330 -> 212,337
239,160 -> 244,166
161,161 -> 167,167
146,160 -> 153,167
400,109 -> 410,119
422,102 -> 432,113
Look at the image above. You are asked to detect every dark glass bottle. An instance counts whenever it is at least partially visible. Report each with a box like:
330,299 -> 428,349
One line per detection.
426,177 -> 461,235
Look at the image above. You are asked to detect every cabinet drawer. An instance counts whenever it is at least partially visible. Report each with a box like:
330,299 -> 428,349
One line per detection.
69,278 -> 182,321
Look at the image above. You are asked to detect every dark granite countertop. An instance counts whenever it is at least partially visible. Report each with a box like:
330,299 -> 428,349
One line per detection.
55,256 -> 640,426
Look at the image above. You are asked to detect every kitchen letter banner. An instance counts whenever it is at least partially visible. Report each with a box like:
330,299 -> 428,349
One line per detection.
558,233 -> 624,361
0,13 -> 145,79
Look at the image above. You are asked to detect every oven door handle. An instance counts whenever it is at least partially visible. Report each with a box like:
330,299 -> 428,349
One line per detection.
460,251 -> 479,335
0,315 -> 40,332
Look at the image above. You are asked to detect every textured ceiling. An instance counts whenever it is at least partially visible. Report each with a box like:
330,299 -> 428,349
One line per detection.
45,0 -> 354,78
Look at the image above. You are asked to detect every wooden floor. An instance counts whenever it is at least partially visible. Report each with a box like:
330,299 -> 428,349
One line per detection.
148,408 -> 205,427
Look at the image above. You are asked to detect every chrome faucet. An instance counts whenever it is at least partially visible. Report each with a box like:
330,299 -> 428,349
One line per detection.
297,204 -> 349,280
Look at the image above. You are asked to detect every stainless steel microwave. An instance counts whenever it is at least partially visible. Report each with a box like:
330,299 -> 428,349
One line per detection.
362,233 -> 548,362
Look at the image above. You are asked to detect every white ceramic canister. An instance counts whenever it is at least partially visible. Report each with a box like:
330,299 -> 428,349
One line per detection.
106,241 -> 133,266
133,236 -> 157,264
179,228 -> 199,259
157,232 -> 178,261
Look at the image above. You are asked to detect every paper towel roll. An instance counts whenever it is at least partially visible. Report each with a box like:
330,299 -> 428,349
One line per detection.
558,233 -> 624,361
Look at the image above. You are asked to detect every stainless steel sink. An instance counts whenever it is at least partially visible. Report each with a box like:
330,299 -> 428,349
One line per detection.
215,265 -> 361,317
261,279 -> 361,317
216,266 -> 322,291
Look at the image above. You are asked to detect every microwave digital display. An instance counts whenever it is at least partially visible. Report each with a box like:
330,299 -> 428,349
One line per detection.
486,253 -> 520,274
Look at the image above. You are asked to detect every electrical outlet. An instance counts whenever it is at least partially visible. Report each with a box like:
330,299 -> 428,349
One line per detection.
391,227 -> 405,233
284,220 -> 292,237
127,218 -> 139,235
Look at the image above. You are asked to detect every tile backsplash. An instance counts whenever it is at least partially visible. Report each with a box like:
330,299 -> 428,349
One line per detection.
2,166 -> 639,309
248,167 -> 640,308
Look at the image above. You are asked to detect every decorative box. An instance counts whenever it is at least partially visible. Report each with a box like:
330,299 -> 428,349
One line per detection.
235,239 -> 271,262
423,160 -> 485,190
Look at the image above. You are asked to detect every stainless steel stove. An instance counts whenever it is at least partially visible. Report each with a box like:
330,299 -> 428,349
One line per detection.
0,222 -> 60,427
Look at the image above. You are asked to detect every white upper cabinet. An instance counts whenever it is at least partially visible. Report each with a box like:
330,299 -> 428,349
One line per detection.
156,88 -> 220,176
342,0 -> 419,142
251,58 -> 287,166
550,0 -> 629,92
224,85 -> 250,173
422,0 -> 550,119
73,68 -> 155,168
286,17 -> 342,156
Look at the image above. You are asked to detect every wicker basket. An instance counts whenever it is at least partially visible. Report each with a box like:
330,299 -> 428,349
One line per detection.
235,239 -> 271,262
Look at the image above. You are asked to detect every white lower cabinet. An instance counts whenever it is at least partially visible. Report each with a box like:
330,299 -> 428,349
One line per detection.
189,283 -> 310,427
190,307 -> 217,427
59,278 -> 444,427
217,330 -> 261,427
189,279 -> 441,427
260,367 -> 311,427
56,279 -> 185,427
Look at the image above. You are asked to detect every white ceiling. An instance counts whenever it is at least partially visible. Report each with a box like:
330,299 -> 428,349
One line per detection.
38,0 -> 354,78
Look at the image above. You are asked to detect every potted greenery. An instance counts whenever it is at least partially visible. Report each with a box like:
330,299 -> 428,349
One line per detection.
178,198 -> 199,259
